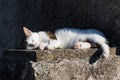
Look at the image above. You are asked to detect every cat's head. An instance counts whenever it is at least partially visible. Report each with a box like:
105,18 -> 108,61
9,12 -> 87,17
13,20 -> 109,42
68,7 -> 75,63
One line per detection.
23,27 -> 40,49
23,27 -> 57,50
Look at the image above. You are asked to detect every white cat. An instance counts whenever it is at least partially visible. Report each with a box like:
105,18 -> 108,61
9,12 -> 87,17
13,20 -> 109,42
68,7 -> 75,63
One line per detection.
23,27 -> 110,58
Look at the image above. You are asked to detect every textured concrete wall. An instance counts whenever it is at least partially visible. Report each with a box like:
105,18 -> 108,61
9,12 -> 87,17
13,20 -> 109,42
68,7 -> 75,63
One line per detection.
0,0 -> 120,54
1,48 -> 120,80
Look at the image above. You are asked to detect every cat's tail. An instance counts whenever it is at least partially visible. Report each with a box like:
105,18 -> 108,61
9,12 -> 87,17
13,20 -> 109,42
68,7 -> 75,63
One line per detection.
89,35 -> 110,58
99,42 -> 110,58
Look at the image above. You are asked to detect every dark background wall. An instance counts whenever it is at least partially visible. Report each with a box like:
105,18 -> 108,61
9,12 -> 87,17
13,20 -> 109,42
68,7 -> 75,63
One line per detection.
0,0 -> 120,54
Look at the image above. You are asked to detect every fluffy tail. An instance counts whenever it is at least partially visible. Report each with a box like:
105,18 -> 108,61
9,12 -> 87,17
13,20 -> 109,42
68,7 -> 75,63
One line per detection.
100,42 -> 110,58
88,35 -> 110,58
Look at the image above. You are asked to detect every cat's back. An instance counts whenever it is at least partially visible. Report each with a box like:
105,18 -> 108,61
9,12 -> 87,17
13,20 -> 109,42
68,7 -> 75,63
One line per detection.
54,28 -> 105,48
55,28 -> 79,38
55,28 -> 104,36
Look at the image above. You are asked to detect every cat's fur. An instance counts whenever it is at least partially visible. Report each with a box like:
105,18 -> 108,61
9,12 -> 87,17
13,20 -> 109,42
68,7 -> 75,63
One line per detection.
23,27 -> 110,58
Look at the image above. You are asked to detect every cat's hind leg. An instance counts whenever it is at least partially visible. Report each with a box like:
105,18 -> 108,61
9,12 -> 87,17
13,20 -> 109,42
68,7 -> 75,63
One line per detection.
74,41 -> 91,49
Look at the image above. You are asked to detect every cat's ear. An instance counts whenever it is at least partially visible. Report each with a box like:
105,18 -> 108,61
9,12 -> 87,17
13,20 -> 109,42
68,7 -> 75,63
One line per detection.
23,27 -> 32,37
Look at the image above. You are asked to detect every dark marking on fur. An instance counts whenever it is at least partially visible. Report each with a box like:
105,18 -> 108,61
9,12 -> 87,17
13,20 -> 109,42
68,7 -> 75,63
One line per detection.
79,39 -> 99,48
45,31 -> 57,40
85,39 -> 99,48
91,43 -> 100,48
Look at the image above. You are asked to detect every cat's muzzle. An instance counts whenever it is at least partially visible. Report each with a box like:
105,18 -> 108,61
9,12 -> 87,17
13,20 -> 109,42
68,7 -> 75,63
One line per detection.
28,44 -> 35,47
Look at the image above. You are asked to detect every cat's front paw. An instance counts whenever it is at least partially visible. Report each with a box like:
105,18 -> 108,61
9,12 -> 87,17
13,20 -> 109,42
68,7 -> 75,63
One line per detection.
74,42 -> 91,49
39,44 -> 46,50
47,45 -> 55,50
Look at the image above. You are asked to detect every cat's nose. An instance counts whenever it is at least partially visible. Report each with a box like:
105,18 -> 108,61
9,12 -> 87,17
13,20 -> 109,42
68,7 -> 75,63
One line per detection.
28,44 -> 34,47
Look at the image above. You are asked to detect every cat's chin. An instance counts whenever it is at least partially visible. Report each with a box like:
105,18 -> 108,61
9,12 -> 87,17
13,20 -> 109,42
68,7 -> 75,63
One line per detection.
26,44 -> 39,50
26,47 -> 34,50
26,46 -> 38,50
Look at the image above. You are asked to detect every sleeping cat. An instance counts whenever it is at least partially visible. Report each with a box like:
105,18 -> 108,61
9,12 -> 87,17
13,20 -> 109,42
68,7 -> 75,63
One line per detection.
23,27 -> 110,58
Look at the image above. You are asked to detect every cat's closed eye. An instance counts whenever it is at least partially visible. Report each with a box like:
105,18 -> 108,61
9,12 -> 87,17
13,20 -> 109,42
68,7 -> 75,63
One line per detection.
31,39 -> 34,42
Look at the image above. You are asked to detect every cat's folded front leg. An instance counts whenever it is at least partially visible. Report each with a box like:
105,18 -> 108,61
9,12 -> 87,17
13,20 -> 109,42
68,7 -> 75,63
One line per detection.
38,44 -> 55,50
38,44 -> 46,50
46,45 -> 56,50
38,42 -> 48,50
46,40 -> 60,50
